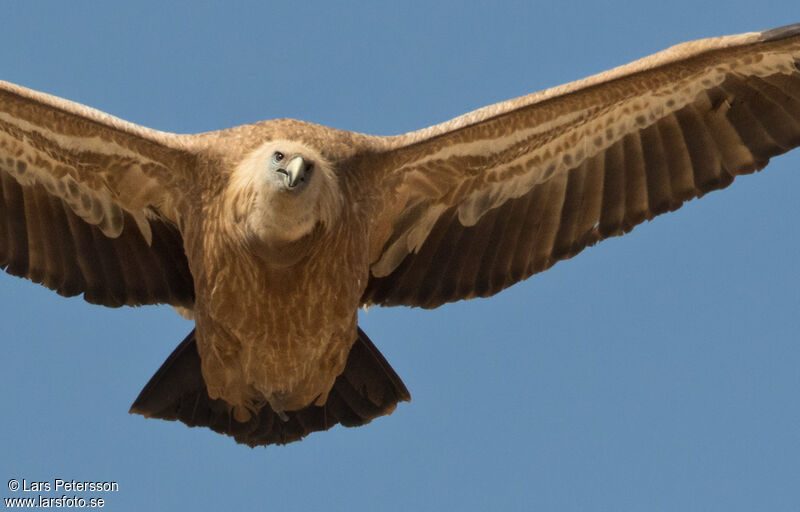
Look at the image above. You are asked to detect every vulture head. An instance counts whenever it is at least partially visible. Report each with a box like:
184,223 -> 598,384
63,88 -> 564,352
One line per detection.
225,139 -> 342,265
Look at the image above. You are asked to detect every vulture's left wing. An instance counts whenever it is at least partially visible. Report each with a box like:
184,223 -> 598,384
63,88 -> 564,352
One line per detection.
0,81 -> 194,307
363,24 -> 800,309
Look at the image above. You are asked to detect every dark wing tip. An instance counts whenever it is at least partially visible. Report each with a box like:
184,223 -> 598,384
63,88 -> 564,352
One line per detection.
130,327 -> 409,448
758,22 -> 800,42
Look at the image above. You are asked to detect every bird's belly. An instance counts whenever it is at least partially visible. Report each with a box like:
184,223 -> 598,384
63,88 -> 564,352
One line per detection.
195,306 -> 356,418
244,324 -> 355,411
188,218 -> 368,420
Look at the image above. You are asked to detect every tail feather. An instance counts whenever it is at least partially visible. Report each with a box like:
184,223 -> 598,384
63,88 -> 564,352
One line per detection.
129,327 -> 410,447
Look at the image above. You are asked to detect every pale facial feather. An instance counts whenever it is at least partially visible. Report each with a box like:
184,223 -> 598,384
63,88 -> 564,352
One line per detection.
224,139 -> 342,255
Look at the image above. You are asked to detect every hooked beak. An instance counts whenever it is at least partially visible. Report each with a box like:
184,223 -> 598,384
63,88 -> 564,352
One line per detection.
282,156 -> 307,188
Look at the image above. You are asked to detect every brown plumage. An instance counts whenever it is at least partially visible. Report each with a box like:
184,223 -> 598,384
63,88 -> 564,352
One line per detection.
1,24 -> 799,446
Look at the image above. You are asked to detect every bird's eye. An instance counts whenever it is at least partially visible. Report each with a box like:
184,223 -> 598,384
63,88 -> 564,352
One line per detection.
273,152 -> 284,162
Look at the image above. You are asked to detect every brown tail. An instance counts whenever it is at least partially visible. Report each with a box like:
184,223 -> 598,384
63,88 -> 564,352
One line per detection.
129,327 -> 410,447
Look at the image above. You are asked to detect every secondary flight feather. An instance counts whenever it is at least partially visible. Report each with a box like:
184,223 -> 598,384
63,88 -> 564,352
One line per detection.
1,24 -> 798,446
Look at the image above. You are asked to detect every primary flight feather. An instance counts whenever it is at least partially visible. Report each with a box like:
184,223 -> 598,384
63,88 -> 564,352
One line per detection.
1,24 -> 799,446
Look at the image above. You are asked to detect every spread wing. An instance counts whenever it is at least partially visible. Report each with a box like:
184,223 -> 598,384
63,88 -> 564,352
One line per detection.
0,81 -> 194,307
362,23 -> 800,308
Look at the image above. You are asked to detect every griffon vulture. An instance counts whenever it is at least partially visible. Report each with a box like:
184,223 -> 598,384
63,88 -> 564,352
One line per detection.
1,24 -> 799,447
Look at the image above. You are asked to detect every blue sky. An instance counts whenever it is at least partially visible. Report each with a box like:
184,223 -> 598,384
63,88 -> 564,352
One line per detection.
1,2 -> 799,511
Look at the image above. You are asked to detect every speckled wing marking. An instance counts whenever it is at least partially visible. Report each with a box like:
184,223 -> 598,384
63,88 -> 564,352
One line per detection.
363,23 -> 800,308
0,81 -> 194,307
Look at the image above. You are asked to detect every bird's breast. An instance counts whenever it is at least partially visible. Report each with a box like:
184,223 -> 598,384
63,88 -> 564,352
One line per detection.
189,221 -> 368,415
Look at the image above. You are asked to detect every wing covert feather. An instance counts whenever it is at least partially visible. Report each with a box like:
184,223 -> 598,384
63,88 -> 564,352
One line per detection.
363,23 -> 800,308
0,80 -> 195,307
